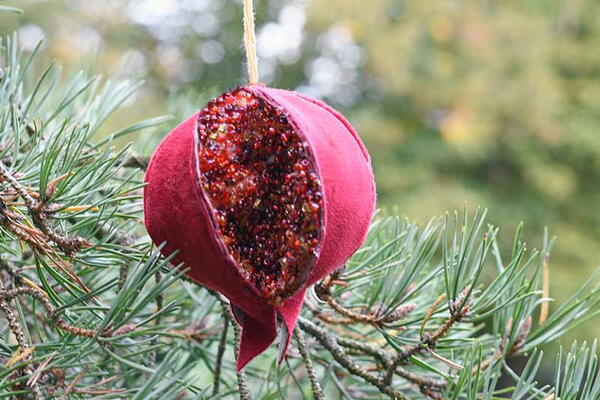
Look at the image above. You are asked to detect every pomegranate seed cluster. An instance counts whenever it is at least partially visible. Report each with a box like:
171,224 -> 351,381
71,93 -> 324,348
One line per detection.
196,88 -> 323,302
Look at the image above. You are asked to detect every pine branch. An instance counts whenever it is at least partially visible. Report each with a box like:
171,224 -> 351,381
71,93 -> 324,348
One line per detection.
298,316 -> 411,400
231,315 -> 252,400
214,293 -> 252,400
384,286 -> 473,385
212,318 -> 229,396
294,328 -> 325,400
315,270 -> 416,327
0,162 -> 89,256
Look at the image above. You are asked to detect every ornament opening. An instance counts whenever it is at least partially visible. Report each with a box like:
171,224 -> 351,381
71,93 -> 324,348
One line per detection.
196,88 -> 323,303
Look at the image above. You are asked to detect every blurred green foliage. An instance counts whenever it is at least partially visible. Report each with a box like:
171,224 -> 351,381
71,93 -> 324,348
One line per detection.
307,0 -> 600,303
1,0 -> 598,338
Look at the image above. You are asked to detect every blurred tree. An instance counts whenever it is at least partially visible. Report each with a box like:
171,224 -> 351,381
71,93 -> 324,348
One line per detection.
305,0 -> 600,301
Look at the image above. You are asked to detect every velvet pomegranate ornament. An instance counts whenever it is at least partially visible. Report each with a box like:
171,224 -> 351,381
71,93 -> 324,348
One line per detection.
143,85 -> 375,369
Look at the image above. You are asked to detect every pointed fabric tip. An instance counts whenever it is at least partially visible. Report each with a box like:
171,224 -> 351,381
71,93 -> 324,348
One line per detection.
275,289 -> 306,364
233,304 -> 276,371
276,289 -> 305,364
233,289 -> 306,370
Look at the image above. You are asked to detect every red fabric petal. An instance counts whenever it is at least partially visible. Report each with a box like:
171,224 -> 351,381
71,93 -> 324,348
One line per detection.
275,288 -> 305,363
231,304 -> 277,370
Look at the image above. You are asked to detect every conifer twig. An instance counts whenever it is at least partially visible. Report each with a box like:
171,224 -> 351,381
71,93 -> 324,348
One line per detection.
213,318 -> 229,396
231,314 -> 252,400
297,316 -> 410,400
315,266 -> 415,327
383,291 -> 471,385
0,162 -> 89,256
0,296 -> 42,399
0,287 -> 102,338
212,292 -> 252,400
294,328 -> 325,400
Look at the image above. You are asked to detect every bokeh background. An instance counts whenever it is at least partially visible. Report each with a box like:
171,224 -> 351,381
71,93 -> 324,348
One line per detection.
1,0 -> 599,363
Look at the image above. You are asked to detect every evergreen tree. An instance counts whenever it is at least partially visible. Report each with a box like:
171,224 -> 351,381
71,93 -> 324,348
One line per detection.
1,6 -> 600,400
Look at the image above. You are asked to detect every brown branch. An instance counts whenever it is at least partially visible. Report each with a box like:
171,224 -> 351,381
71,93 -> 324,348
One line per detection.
212,318 -> 229,396
211,292 -> 252,400
383,288 -> 473,386
319,320 -> 447,394
69,374 -> 123,396
308,269 -> 453,398
0,162 -> 89,257
294,328 -> 325,400
0,179 -> 93,296
331,298 -> 527,397
0,286 -> 135,341
336,335 -> 393,363
321,295 -> 412,326
315,267 -> 415,327
297,316 -> 411,400
0,295 -> 42,399
75,388 -> 126,395
396,366 -> 446,391
382,314 -> 463,385
0,297 -> 29,349
420,387 -> 444,400
0,287 -> 97,337
231,314 -> 252,400
315,313 -> 357,325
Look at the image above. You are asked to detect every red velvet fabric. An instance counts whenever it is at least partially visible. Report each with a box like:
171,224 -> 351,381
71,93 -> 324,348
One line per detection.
144,85 -> 376,370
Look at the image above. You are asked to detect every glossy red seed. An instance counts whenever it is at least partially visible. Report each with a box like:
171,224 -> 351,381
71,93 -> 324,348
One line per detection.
196,88 -> 323,301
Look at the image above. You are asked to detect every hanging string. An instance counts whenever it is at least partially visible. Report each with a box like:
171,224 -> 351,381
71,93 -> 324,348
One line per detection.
243,0 -> 259,85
